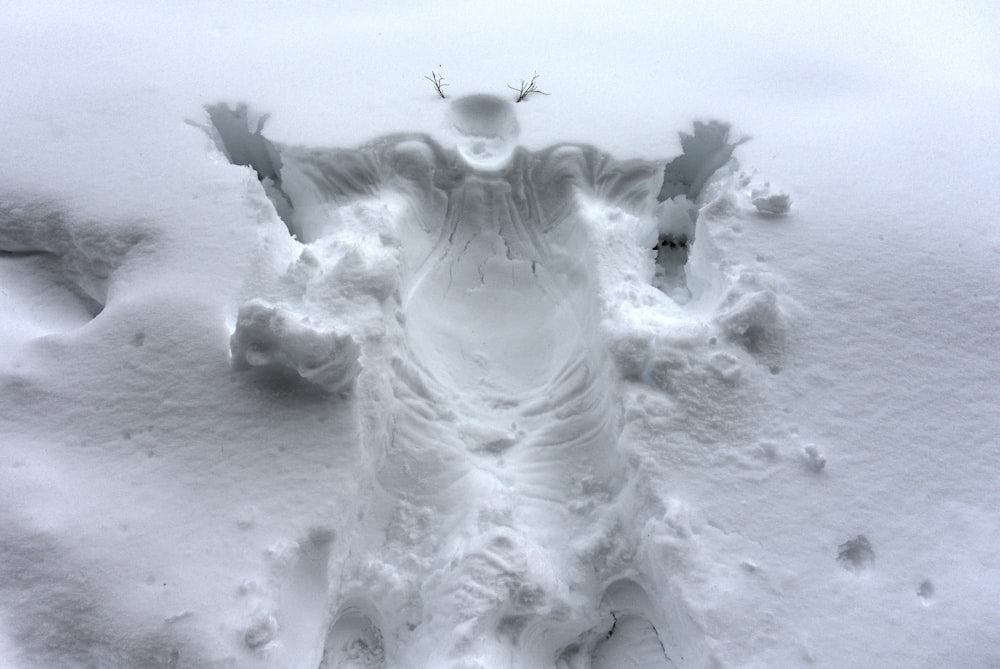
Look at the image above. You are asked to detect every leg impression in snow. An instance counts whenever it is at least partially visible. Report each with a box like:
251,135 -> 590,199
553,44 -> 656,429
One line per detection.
211,95 -> 776,668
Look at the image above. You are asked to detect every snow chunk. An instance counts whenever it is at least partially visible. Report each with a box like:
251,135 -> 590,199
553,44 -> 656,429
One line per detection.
714,272 -> 789,356
230,299 -> 362,393
751,189 -> 792,216
802,444 -> 826,472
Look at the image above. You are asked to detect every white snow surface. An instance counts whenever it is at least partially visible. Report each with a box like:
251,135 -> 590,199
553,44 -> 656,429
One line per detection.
2,2 -> 999,668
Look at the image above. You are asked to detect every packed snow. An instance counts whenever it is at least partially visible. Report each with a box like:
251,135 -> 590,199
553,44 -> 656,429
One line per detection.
1,2 -> 999,668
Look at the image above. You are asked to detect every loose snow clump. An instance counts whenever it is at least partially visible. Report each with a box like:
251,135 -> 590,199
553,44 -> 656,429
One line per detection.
751,190 -> 792,215
230,299 -> 362,393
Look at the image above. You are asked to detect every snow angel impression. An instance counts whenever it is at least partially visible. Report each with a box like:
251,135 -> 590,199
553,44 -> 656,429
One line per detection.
217,94 -> 733,667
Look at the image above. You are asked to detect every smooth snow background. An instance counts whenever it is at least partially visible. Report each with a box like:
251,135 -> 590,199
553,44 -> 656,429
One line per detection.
2,1 -> 999,667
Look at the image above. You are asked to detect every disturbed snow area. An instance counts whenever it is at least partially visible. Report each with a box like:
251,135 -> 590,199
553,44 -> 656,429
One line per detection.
209,96 -> 787,668
3,92 -> 795,668
2,2 -> 1000,668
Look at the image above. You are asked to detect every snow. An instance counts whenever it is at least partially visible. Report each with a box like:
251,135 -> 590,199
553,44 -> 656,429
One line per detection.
2,1 -> 999,667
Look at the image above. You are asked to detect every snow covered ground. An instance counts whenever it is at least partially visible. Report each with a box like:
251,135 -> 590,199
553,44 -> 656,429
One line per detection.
1,1 -> 999,667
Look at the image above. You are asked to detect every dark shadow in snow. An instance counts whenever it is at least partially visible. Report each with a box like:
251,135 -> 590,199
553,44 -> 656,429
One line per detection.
652,235 -> 691,301
0,199 -> 148,325
204,103 -> 293,223
837,535 -> 875,574
657,120 -> 746,203
205,103 -> 284,185
236,366 -> 338,401
654,119 -> 746,297
0,250 -> 104,324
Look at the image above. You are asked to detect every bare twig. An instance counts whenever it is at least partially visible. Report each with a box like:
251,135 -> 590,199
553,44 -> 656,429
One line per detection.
424,71 -> 448,99
507,72 -> 550,103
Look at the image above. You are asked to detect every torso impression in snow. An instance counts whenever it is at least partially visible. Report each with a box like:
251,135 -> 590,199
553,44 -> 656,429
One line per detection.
215,94 -> 737,668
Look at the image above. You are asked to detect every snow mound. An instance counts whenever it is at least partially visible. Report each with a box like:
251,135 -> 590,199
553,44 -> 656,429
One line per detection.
751,190 -> 792,216
230,299 -> 362,394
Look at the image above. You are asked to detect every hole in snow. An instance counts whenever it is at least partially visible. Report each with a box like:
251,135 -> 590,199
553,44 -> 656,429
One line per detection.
837,535 -> 875,574
651,234 -> 691,303
319,606 -> 386,669
649,120 -> 747,304
917,579 -> 935,604
204,103 -> 293,227
449,94 -> 519,170
205,103 -> 284,185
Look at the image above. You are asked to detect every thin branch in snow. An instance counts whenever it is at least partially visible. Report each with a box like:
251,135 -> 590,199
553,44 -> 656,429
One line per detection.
424,71 -> 448,99
507,72 -> 550,103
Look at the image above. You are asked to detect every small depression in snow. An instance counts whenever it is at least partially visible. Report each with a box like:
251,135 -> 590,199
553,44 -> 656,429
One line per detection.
449,94 -> 520,171
837,535 -> 875,575
0,251 -> 99,345
0,201 -> 146,350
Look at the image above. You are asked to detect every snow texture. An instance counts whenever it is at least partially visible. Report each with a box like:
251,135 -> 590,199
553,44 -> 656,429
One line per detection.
2,2 -> 999,668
